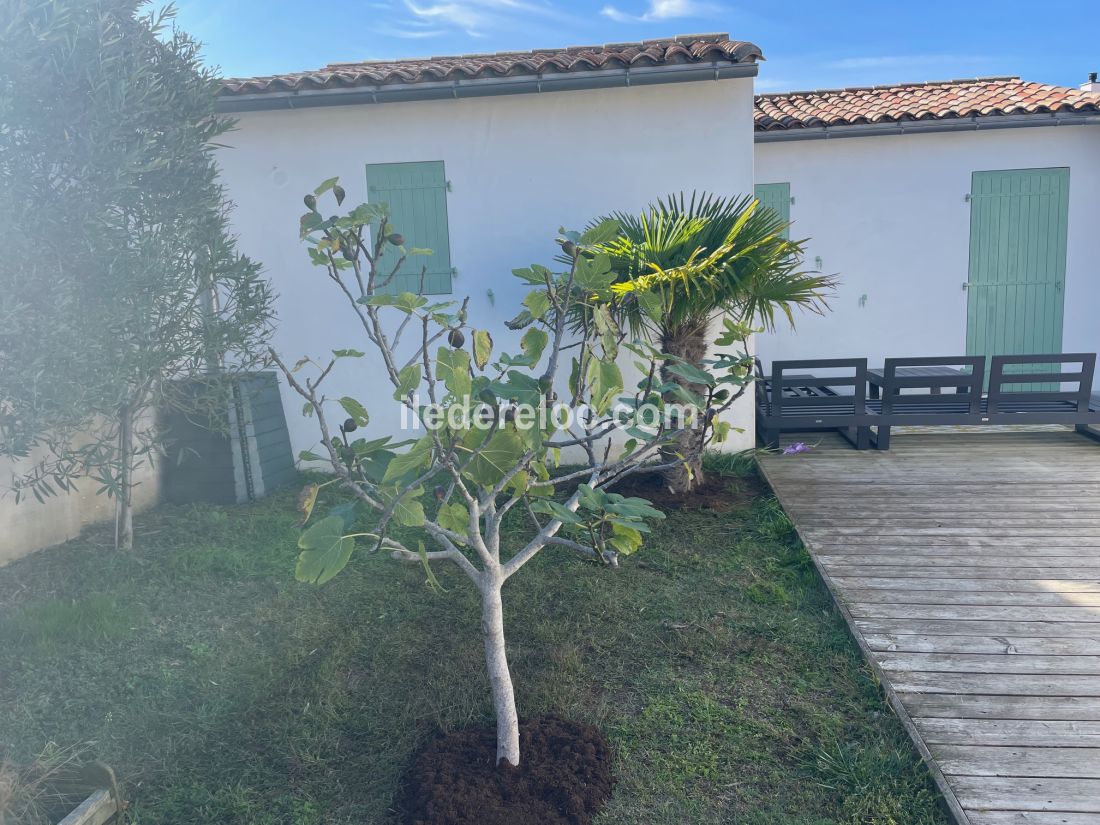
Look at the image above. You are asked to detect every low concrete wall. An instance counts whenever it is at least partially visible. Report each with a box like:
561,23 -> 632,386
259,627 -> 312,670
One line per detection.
0,418 -> 161,566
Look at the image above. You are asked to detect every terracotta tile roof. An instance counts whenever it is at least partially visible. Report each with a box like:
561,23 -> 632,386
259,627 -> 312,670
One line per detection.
220,34 -> 762,98
755,77 -> 1100,132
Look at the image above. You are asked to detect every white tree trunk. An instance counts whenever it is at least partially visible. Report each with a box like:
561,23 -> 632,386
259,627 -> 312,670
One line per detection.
481,574 -> 520,766
117,404 -> 135,552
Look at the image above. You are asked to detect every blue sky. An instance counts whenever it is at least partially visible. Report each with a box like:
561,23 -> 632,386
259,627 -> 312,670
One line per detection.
175,0 -> 1095,92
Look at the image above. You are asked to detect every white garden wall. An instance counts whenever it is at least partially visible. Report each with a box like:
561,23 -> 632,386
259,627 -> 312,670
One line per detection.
0,414 -> 161,566
754,124 -> 1100,371
216,78 -> 758,460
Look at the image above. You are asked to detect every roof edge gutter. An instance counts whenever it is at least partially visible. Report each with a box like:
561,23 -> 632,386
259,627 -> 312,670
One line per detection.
755,111 -> 1100,142
217,61 -> 759,113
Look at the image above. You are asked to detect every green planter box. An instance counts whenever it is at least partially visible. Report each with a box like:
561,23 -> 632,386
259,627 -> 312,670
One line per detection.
161,371 -> 295,504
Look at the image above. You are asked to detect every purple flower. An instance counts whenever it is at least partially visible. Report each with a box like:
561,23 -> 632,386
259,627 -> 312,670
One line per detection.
782,441 -> 811,455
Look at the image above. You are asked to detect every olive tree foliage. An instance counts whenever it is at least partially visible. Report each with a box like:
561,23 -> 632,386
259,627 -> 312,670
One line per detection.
276,179 -> 754,767
0,0 -> 274,549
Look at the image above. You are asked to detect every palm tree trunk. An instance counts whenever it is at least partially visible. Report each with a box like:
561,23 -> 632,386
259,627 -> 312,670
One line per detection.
660,318 -> 710,493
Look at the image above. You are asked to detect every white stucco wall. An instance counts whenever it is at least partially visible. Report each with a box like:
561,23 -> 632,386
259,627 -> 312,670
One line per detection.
754,124 -> 1100,371
217,78 -> 758,460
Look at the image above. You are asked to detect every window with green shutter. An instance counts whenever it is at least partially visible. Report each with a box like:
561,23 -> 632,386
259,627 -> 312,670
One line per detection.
754,182 -> 791,239
366,161 -> 453,295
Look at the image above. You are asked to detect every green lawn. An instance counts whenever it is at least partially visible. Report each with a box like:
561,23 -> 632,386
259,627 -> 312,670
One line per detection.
0,462 -> 949,824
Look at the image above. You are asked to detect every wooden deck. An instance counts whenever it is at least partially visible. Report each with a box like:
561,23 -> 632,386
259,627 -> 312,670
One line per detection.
758,429 -> 1100,825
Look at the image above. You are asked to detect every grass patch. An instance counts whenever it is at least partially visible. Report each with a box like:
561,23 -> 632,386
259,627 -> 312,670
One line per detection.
0,462 -> 949,824
814,740 -> 946,825
1,594 -> 142,648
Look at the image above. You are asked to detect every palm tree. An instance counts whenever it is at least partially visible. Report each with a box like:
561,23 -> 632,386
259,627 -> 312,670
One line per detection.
593,192 -> 834,493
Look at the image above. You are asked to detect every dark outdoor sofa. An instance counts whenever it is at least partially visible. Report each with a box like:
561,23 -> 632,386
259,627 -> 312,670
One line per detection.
755,358 -> 873,450
756,353 -> 1100,450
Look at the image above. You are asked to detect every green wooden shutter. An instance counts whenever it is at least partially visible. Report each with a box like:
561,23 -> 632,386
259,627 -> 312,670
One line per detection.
366,161 -> 453,295
965,168 -> 1069,386
754,182 -> 791,238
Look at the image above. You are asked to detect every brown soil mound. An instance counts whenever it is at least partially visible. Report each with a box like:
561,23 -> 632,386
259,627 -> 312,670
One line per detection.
399,715 -> 613,825
609,471 -> 763,512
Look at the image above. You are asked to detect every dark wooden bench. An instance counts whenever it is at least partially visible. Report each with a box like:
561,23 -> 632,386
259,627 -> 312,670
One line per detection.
753,357 -> 830,396
982,353 -> 1097,429
756,353 -> 1100,451
869,356 -> 986,450
868,364 -> 978,399
756,358 -> 873,450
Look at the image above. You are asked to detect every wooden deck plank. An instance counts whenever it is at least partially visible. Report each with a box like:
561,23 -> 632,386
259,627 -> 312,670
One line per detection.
968,813 -> 1100,825
848,605 -> 1100,622
933,744 -> 1100,778
951,776 -> 1100,813
915,718 -> 1100,747
876,652 -> 1100,675
843,590 -> 1100,606
802,521 -> 1100,530
809,536 -> 1100,543
903,694 -> 1100,721
832,577 -> 1100,592
865,635 -> 1100,656
821,547 -> 1100,557
759,429 -> 1100,825
887,672 -> 1100,696
856,618 -> 1100,637
851,606 -> 1100,623
787,501 -> 1100,511
832,566 -> 1100,579
805,536 -> 1100,547
821,557 -> 1100,570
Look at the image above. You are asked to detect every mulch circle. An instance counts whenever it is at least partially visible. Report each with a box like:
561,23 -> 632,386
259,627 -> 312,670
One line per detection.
609,471 -> 764,512
398,715 -> 613,825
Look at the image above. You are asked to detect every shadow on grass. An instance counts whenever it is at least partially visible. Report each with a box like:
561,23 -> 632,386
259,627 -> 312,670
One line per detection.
0,460 -> 951,825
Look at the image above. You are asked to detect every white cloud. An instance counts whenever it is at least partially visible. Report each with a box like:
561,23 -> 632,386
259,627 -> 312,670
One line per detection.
601,0 -> 713,24
374,22 -> 448,39
404,2 -> 484,35
399,0 -> 559,37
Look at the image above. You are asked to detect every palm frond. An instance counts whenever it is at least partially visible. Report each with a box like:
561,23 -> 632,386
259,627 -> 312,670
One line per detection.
591,192 -> 835,335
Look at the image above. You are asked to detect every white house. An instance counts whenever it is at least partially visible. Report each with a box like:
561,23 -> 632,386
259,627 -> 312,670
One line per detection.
8,40 -> 1100,563
752,76 -> 1100,375
214,35 -> 763,457
215,38 -> 1100,464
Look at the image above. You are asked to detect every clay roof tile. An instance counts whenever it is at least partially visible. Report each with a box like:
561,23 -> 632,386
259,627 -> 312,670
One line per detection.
753,77 -> 1100,131
220,34 -> 762,98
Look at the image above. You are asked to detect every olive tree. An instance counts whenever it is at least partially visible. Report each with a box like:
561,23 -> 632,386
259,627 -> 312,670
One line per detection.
0,0 -> 274,548
275,180 -> 753,766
